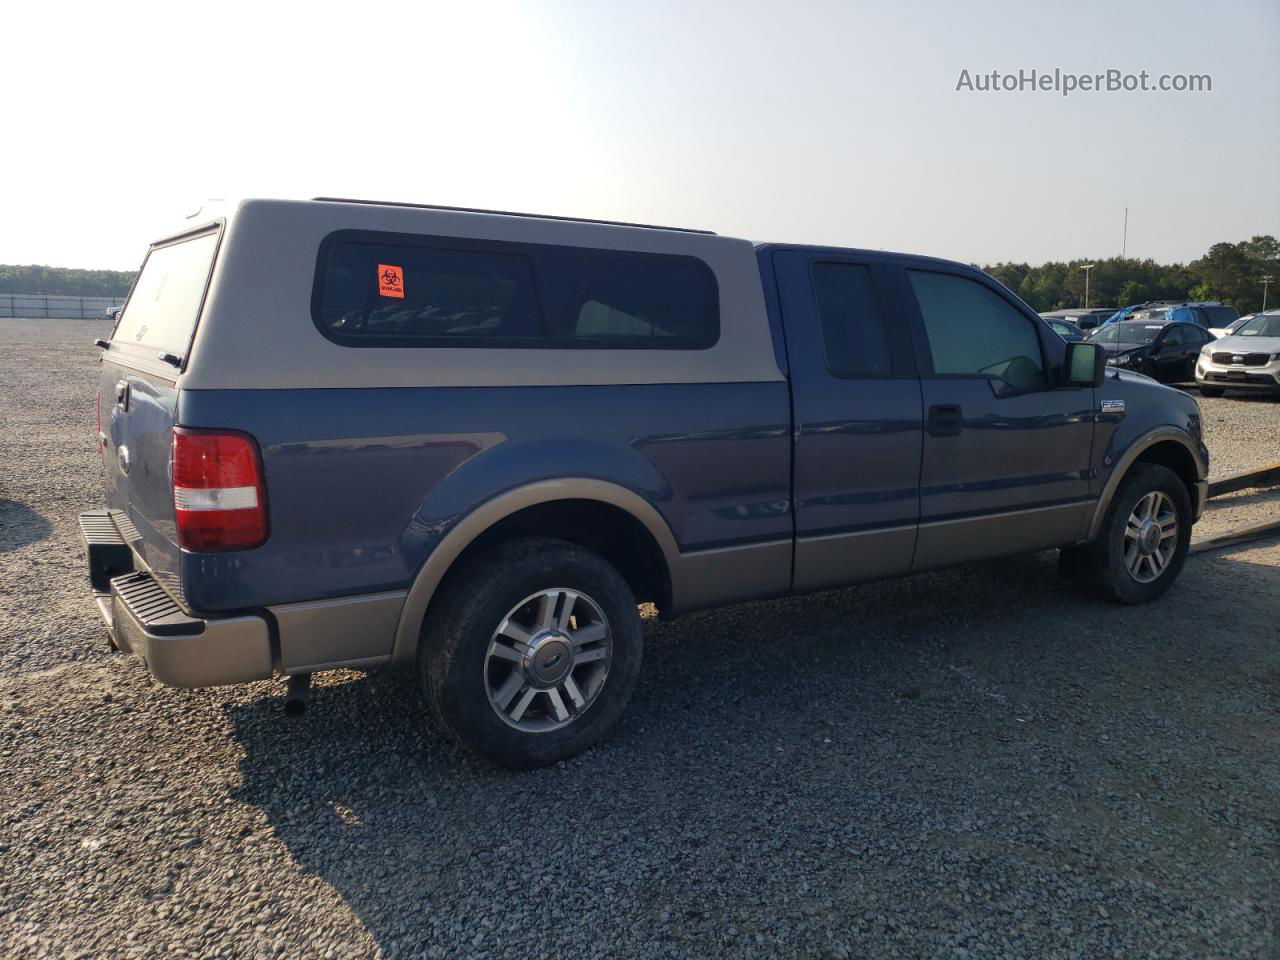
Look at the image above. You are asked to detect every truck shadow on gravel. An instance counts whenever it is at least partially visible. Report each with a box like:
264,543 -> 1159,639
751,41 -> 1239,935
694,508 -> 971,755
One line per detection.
226,548 -> 1280,959
0,498 -> 52,553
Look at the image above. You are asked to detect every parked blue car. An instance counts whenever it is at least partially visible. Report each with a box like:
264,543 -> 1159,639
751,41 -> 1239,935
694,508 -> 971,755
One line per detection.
82,198 -> 1209,767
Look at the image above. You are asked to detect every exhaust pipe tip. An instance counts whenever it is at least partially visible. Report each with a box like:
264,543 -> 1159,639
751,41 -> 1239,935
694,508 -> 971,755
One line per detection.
284,673 -> 311,718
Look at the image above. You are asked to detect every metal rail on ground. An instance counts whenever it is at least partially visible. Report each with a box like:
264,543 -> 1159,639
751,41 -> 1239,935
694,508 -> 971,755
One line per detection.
1191,518 -> 1280,554
1192,461 -> 1280,553
1206,462 -> 1280,499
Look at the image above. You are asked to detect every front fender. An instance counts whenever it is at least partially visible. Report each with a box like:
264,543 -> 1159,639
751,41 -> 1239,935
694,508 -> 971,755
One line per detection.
1087,423 -> 1208,540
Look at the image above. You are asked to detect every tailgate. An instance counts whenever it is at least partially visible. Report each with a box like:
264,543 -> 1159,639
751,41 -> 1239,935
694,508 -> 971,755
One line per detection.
98,229 -> 220,604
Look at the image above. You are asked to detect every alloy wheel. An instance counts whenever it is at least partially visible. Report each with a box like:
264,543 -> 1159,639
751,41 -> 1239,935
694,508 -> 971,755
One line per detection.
1123,490 -> 1178,583
483,588 -> 613,733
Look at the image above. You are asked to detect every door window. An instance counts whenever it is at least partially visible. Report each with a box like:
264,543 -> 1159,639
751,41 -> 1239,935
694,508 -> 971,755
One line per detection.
907,271 -> 1045,388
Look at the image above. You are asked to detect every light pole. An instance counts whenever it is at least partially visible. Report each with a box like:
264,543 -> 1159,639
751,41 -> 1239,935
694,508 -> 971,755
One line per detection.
1263,274 -> 1274,312
1081,263 -> 1096,309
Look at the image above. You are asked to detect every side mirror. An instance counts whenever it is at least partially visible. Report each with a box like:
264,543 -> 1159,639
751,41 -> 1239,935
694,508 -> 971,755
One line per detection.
1065,341 -> 1106,387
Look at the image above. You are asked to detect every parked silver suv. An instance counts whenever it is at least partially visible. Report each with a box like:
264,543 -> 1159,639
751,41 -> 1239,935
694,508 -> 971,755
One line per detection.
1195,309 -> 1280,396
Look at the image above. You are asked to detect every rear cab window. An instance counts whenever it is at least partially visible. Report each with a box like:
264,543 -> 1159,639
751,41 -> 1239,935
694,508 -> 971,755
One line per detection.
314,232 -> 719,349
1202,305 -> 1239,328
809,262 -> 895,377
113,230 -> 220,360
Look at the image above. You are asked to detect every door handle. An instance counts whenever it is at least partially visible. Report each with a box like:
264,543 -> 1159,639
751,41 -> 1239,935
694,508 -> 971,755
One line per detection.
927,403 -> 962,437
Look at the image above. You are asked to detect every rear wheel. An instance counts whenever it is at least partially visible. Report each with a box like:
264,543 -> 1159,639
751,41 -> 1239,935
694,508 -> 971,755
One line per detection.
419,537 -> 643,768
1060,463 -> 1192,604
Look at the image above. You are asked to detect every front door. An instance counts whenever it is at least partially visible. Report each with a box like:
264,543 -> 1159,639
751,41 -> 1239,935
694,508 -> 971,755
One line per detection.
895,266 -> 1095,570
772,250 -> 923,592
1153,324 -> 1195,381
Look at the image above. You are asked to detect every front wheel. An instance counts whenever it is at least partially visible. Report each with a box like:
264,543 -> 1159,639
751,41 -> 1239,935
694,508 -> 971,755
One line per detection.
1060,463 -> 1192,604
419,537 -> 643,768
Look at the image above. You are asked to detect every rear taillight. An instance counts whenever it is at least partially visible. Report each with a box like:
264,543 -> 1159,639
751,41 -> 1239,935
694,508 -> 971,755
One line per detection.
95,391 -> 103,462
172,427 -> 268,551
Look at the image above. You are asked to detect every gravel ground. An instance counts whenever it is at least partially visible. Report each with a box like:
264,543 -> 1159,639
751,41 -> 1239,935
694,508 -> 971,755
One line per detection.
1,318 -> 1278,959
1193,391 -> 1280,479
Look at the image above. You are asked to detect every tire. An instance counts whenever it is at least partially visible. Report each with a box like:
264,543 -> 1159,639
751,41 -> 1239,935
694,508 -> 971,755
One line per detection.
1198,386 -> 1225,398
1065,463 -> 1192,604
419,537 -> 643,769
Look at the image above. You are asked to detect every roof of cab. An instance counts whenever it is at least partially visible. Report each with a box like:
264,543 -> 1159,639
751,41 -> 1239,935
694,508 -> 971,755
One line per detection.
753,240 -> 984,274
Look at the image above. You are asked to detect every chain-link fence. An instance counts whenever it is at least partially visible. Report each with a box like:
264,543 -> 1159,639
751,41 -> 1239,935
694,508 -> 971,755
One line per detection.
0,294 -> 126,319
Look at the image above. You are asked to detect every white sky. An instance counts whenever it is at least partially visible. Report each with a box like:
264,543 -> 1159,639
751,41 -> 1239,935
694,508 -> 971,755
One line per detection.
2,0 -> 1277,270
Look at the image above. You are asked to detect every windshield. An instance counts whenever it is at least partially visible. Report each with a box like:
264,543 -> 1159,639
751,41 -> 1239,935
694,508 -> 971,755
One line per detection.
113,231 -> 219,356
1235,314 -> 1280,338
1092,323 -> 1163,345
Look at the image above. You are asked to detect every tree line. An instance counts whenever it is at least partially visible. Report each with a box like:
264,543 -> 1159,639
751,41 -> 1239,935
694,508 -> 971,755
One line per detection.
2,234 -> 1276,312
984,236 -> 1278,315
0,264 -> 135,298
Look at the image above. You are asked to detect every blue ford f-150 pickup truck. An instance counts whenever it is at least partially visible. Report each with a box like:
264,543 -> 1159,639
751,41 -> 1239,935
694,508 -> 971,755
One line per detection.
83,197 -> 1208,767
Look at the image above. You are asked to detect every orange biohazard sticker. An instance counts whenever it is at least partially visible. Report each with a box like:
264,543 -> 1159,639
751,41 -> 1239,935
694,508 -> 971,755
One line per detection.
377,264 -> 405,299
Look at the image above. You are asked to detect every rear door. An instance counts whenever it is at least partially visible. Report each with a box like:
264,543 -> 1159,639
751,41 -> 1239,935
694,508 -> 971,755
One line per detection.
773,250 -> 922,591
896,265 -> 1095,570
99,228 -> 220,598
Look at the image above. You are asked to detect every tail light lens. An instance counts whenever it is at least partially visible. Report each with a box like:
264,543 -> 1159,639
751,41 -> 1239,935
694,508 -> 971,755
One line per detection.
95,390 -> 103,462
172,427 -> 268,551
